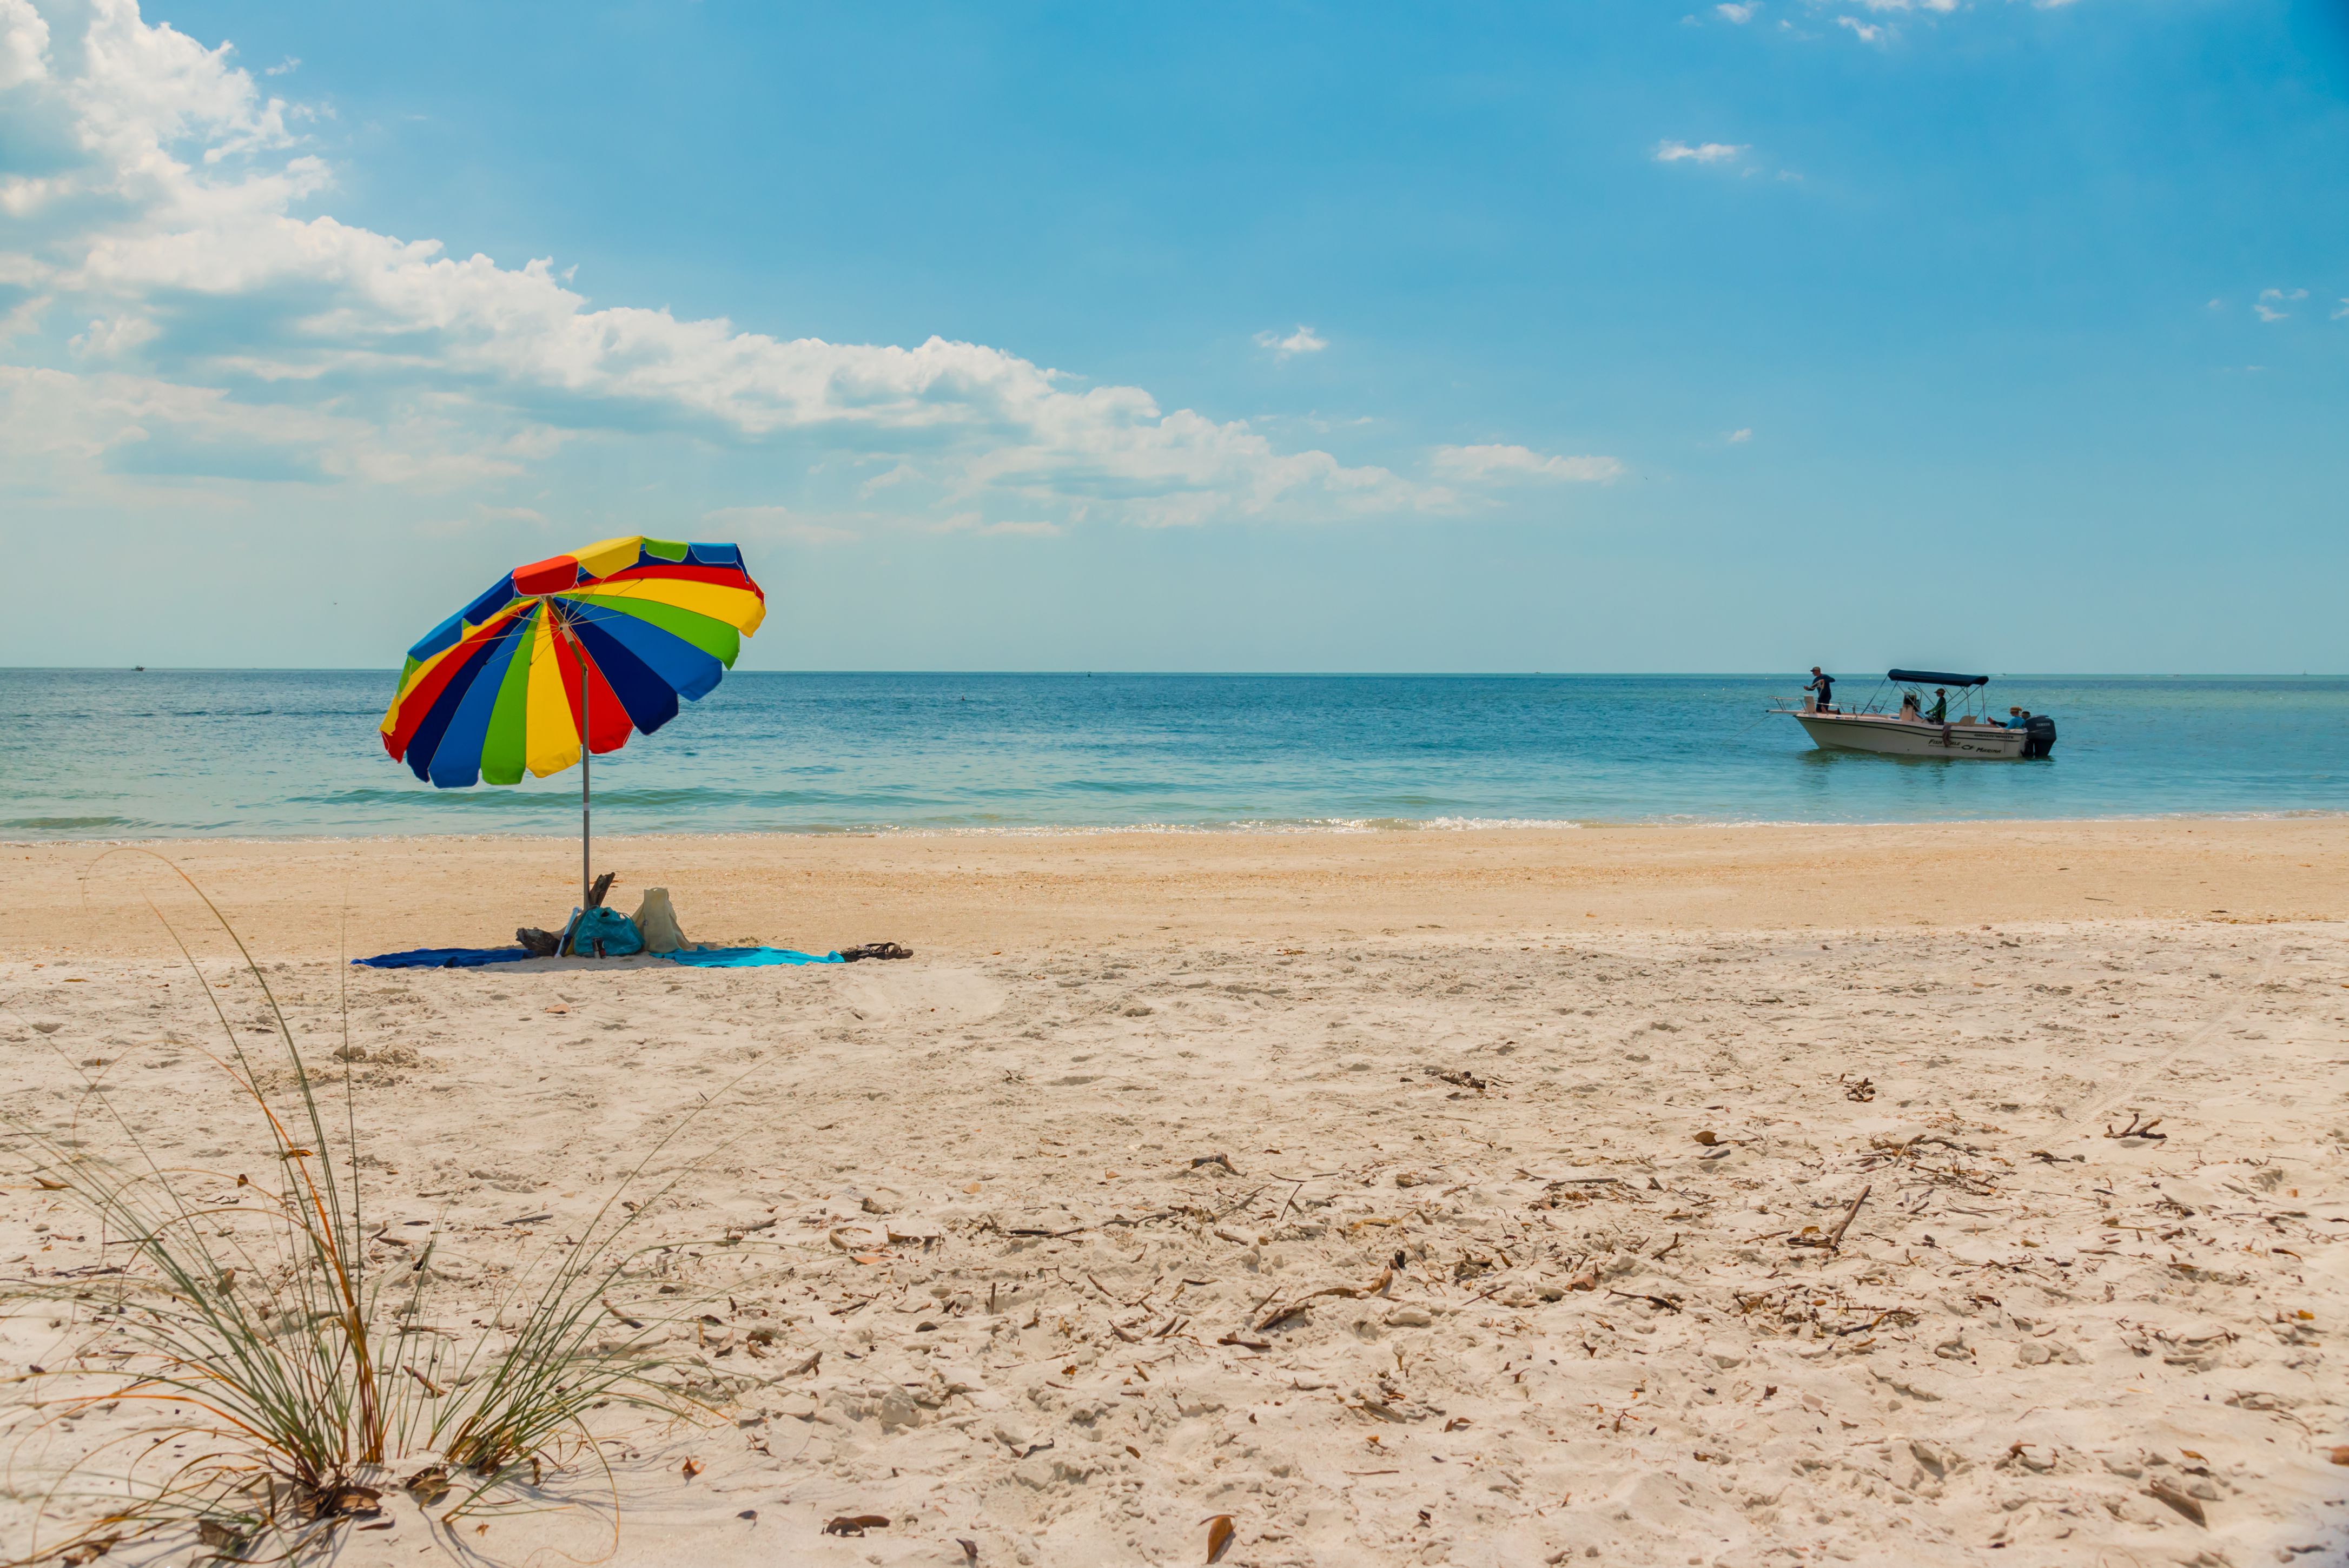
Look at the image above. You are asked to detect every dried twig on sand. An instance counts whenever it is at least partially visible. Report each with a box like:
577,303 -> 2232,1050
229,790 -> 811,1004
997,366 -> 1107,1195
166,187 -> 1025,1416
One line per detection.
1254,1266 -> 1395,1332
1790,1185 -> 1870,1254
1605,1288 -> 1683,1313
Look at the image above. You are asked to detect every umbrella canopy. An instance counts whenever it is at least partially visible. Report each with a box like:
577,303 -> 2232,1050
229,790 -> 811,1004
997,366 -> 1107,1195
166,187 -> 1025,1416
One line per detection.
381,535 -> 764,788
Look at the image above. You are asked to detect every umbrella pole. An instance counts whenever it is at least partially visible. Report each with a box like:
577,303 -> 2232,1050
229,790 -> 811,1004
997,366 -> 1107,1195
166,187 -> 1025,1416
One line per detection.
581,664 -> 592,914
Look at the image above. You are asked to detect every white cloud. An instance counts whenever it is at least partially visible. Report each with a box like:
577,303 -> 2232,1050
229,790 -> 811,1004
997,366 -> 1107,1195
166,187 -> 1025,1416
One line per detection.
0,0 -> 47,91
1758,0 -> 2053,48
1295,412 -> 1374,434
0,0 -> 1434,530
0,362 -> 543,488
1432,444 -> 1624,485
2335,299 -> 2349,321
1652,138 -> 1791,182
263,55 -> 299,76
2254,287 -> 2307,323
1726,427 -> 1753,444
69,312 -> 158,358
1254,323 -> 1327,358
1716,3 -> 1759,21
1654,140 -> 1747,164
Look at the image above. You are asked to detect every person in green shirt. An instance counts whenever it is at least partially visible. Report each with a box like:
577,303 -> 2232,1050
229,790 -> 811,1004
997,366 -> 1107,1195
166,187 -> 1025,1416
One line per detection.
1927,687 -> 1948,723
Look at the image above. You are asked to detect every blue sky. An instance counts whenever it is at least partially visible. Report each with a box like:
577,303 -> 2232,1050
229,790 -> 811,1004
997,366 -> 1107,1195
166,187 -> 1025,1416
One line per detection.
2,0 -> 2345,672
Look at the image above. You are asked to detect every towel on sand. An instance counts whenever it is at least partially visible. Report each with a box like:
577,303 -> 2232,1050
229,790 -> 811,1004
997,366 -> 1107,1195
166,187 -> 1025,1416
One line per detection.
353,943 -> 840,969
661,946 -> 843,967
353,947 -> 530,969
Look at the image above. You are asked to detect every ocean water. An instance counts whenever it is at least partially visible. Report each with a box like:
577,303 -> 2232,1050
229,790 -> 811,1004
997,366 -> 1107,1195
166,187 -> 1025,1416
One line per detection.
0,670 -> 2342,840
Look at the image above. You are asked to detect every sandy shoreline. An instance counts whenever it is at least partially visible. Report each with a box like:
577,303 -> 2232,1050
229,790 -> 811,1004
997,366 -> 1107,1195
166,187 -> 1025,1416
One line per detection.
8,816 -> 2346,962
4,821 -> 2345,1565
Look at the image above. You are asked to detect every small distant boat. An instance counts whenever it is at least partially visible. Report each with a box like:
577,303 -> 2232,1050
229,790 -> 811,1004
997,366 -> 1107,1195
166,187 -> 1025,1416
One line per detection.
1775,669 -> 2056,760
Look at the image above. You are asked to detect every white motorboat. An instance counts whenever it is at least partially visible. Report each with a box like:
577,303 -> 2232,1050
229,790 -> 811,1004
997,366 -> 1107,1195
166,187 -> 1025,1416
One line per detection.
1775,670 -> 2055,760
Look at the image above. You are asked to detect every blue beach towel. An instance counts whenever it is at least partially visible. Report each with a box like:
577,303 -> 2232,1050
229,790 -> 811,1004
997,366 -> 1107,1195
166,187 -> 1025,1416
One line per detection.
352,938 -> 842,970
353,947 -> 531,970
661,946 -> 844,968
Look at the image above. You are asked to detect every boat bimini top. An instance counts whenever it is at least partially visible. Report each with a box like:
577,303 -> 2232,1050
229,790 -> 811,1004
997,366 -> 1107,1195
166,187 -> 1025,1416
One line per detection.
1885,669 -> 1988,687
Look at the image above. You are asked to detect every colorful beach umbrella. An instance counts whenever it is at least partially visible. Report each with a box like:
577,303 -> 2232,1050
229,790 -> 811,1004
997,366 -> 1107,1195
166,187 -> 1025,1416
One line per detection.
380,535 -> 765,906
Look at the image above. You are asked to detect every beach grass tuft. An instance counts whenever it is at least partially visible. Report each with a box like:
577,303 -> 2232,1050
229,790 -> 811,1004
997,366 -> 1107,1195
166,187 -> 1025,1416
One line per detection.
1,855 -> 728,1565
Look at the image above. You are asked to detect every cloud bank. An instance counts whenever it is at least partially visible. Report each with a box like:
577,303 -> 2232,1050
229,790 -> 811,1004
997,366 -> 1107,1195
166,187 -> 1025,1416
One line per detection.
0,0 -> 1440,532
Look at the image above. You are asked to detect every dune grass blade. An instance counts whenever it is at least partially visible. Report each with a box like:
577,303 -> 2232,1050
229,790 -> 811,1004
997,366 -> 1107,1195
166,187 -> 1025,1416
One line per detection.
432,1127 -> 729,1485
1,855 -> 738,1564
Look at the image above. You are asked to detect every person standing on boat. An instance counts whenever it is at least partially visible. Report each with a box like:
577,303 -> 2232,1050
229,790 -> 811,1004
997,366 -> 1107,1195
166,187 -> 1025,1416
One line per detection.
1928,687 -> 1948,723
1805,667 -> 1836,712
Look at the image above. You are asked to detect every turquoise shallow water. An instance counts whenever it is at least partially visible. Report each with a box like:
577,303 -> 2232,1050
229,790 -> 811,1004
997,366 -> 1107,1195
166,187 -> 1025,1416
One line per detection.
0,671 -> 2342,839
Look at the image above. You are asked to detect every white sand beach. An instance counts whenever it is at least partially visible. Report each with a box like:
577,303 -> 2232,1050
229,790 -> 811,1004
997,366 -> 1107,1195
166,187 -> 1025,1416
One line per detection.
4,821 -> 2346,1566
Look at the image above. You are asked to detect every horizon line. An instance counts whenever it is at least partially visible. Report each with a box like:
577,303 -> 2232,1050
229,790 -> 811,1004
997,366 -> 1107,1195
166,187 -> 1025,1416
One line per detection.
3,667 -> 2344,680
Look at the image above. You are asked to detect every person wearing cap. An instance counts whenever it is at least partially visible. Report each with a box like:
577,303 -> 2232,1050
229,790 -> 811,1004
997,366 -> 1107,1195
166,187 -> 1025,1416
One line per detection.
1804,667 -> 1836,713
1927,687 -> 1948,723
2004,706 -> 2032,729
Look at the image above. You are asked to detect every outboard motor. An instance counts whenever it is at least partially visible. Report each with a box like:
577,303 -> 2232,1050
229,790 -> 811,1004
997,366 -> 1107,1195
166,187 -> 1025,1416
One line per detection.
2022,714 -> 2057,759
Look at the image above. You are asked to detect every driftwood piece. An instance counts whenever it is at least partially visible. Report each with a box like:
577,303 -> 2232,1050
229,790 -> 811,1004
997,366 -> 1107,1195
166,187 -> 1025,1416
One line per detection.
2145,1477 -> 2206,1526
585,871 -> 617,909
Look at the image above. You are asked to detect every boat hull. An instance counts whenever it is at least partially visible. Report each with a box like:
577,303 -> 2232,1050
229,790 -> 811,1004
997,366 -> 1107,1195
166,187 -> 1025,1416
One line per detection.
1789,712 -> 2029,759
